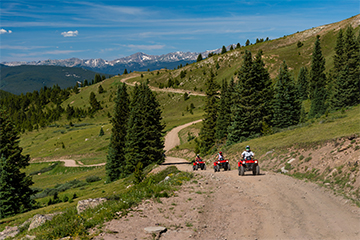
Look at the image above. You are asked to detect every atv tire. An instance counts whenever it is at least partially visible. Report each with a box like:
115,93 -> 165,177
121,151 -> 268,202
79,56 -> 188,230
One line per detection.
215,165 -> 220,172
228,163 -> 231,171
195,165 -> 199,171
204,165 -> 206,170
239,166 -> 245,176
256,165 -> 260,175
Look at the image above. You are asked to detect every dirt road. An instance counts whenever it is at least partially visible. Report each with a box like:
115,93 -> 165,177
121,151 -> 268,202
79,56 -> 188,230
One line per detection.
37,159 -> 105,167
96,121 -> 360,240
120,74 -> 206,96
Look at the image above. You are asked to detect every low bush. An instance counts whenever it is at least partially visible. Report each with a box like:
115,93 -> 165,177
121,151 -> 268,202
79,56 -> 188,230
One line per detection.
86,175 -> 102,183
29,162 -> 60,175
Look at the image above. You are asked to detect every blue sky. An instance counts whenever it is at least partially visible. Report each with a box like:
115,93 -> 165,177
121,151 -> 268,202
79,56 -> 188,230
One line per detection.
0,0 -> 359,62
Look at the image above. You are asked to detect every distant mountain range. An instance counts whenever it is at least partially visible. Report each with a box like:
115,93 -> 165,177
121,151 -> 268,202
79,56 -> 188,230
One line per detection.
1,47 -> 231,75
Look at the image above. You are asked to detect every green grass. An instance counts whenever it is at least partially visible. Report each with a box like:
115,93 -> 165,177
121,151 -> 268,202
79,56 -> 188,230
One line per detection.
226,105 -> 360,156
2,166 -> 193,238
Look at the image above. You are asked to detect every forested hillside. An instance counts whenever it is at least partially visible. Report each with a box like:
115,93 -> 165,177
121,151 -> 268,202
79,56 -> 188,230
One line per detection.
0,65 -> 110,95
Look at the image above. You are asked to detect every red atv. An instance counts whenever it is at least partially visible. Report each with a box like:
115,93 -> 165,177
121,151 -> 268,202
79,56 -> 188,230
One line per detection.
193,159 -> 206,171
238,156 -> 260,176
214,159 -> 231,172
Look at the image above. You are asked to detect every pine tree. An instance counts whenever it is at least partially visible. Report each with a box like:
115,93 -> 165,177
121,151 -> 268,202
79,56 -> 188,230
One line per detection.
236,43 -> 241,49
227,50 -> 253,144
99,127 -> 104,136
89,92 -> 101,112
124,84 -> 164,175
272,61 -> 301,128
123,69 -> 128,75
251,50 -> 273,130
94,74 -> 101,83
98,85 -> 104,94
73,83 -> 79,94
106,83 -> 129,181
330,26 -> 360,109
141,84 -> 165,166
197,54 -> 203,62
0,108 -> 34,219
227,50 -> 272,144
308,87 -> 327,118
215,79 -> 231,141
245,39 -> 250,46
199,74 -> 218,154
221,45 -> 227,54
309,35 -> 326,99
297,67 -> 309,100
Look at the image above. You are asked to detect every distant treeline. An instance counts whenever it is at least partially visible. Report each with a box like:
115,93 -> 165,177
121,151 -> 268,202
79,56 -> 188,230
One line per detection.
0,73 -> 108,132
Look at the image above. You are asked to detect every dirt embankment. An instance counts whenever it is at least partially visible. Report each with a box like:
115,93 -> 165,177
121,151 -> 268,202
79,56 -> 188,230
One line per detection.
96,121 -> 360,240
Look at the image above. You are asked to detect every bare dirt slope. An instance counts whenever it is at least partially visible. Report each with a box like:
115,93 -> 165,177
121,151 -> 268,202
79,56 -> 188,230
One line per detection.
95,121 -> 360,240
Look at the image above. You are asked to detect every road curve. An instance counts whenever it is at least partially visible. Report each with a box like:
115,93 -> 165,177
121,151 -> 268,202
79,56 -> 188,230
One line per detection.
164,119 -> 202,152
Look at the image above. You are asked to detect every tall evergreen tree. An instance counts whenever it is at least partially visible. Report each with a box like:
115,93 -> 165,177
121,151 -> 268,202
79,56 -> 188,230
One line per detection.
251,50 -> 273,129
124,84 -> 165,175
215,79 -> 231,141
94,74 -> 101,83
197,53 -> 203,62
309,35 -> 326,99
227,50 -> 272,144
199,73 -> 218,154
308,87 -> 327,118
221,45 -> 227,54
89,92 -> 101,112
297,67 -> 309,100
141,85 -> 165,165
329,26 -> 359,109
272,61 -> 301,128
227,50 -> 253,144
106,84 -> 129,181
0,109 -> 33,219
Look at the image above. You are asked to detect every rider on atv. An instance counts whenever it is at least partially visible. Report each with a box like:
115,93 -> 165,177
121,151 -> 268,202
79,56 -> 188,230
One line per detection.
195,154 -> 202,161
217,151 -> 225,161
242,145 -> 254,160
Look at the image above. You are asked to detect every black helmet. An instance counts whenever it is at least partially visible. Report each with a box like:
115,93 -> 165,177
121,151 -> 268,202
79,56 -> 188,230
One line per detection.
246,145 -> 250,151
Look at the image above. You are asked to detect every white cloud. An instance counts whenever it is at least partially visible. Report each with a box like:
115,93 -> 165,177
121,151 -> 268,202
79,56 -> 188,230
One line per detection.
61,30 -> 78,37
0,29 -> 12,34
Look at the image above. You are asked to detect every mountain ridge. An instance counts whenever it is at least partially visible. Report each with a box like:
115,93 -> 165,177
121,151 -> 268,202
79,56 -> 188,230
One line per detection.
1,47 -> 232,75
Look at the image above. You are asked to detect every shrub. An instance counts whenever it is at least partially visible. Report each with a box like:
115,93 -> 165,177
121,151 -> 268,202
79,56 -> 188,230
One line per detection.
29,162 -> 60,175
299,155 -> 304,161
86,175 -> 101,183
304,157 -> 312,162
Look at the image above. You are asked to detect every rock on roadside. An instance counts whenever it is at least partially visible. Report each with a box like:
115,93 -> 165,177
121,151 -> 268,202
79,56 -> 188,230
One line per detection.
77,198 -> 107,214
0,226 -> 19,240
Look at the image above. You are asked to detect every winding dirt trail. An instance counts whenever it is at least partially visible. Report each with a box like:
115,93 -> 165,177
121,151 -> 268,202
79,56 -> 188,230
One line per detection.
96,120 -> 360,240
40,159 -> 105,167
120,73 -> 206,96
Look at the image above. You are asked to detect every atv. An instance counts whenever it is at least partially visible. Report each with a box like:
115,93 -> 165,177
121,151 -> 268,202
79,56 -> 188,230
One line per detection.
193,159 -> 206,171
214,159 -> 231,172
238,156 -> 260,176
